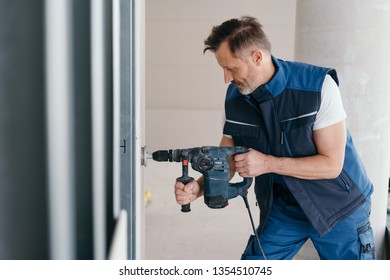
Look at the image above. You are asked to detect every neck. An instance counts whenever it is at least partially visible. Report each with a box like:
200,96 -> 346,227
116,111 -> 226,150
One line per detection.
260,54 -> 276,85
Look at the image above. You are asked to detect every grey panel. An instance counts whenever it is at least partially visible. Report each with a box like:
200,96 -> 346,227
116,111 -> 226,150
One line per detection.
0,0 -> 48,259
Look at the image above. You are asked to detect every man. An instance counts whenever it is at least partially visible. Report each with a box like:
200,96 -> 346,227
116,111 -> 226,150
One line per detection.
174,16 -> 375,260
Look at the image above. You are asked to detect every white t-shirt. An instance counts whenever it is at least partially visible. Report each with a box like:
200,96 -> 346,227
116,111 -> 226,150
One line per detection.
224,74 -> 346,137
313,74 -> 347,130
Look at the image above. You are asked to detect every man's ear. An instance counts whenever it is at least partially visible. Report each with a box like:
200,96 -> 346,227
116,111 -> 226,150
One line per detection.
252,49 -> 263,65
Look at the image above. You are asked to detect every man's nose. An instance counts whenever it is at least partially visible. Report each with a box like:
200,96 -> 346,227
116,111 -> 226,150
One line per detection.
223,69 -> 233,84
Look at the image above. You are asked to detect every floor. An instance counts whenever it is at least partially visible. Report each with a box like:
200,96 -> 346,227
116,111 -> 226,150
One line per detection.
143,160 -> 319,260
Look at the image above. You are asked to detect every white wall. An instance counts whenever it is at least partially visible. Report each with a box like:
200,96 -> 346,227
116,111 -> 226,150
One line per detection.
295,0 -> 390,258
145,0 -> 296,150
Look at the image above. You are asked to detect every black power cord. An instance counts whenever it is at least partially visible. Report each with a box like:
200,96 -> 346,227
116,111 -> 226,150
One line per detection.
242,195 -> 267,260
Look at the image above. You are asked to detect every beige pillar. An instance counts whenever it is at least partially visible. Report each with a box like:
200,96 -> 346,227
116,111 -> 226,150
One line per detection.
295,0 -> 390,259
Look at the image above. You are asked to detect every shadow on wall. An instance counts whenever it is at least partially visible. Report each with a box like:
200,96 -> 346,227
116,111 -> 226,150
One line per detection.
386,178 -> 390,259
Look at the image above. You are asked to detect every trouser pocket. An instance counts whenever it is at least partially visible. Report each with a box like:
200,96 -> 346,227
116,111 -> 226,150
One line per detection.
357,222 -> 376,260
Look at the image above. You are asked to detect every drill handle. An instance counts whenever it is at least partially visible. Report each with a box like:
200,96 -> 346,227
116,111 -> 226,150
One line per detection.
176,176 -> 194,212
228,177 -> 253,199
229,147 -> 253,198
177,158 -> 194,213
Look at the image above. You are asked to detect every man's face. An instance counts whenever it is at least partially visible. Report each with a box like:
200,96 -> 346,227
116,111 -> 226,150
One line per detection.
215,41 -> 261,94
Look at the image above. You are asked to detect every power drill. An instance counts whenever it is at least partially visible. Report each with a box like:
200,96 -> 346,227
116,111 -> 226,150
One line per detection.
151,146 -> 253,212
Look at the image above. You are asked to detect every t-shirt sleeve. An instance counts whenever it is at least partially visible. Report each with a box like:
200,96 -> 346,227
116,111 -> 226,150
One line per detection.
313,74 -> 347,131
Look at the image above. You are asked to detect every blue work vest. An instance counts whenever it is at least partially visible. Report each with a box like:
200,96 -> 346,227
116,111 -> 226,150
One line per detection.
223,57 -> 373,236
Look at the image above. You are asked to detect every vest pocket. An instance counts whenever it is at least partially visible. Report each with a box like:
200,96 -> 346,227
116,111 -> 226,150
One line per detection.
223,121 -> 270,154
280,111 -> 317,130
338,171 -> 352,193
223,121 -> 259,138
280,113 -> 316,156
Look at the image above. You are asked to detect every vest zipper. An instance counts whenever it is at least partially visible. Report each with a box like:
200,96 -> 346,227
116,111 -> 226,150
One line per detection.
338,174 -> 351,193
280,130 -> 293,157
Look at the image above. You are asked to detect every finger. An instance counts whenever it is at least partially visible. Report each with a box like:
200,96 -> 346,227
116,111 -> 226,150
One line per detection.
174,181 -> 185,189
175,193 -> 194,205
183,183 -> 194,193
234,153 -> 245,161
175,184 -> 194,196
177,199 -> 191,205
238,171 -> 248,178
175,185 -> 192,195
235,160 -> 245,169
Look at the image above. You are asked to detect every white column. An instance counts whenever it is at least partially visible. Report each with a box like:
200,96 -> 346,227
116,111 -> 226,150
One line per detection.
45,0 -> 76,259
295,0 -> 390,258
91,0 -> 108,260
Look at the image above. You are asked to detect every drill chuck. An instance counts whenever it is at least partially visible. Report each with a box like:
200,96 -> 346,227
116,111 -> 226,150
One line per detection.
152,150 -> 171,162
152,149 -> 183,162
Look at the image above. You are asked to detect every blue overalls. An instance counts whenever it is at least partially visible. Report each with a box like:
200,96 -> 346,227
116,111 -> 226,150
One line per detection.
223,57 -> 375,260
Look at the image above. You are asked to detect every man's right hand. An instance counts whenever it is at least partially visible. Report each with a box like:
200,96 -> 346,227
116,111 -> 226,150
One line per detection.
174,179 -> 202,206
